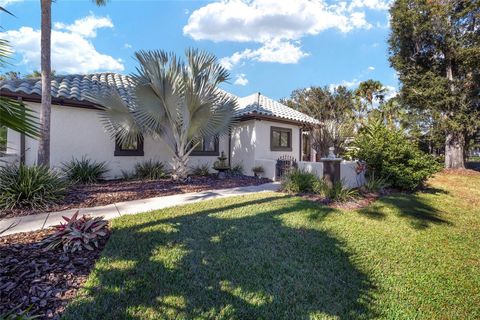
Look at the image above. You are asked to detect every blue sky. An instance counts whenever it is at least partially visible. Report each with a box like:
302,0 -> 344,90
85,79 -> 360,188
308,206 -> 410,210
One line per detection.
0,0 -> 397,100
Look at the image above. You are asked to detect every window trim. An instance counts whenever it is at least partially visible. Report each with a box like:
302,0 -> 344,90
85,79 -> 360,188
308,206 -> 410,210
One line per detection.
190,136 -> 220,156
114,136 -> 144,156
270,126 -> 292,151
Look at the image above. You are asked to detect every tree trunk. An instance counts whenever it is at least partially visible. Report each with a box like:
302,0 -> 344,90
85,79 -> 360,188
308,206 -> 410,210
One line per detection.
171,151 -> 189,181
445,132 -> 465,169
37,0 -> 52,167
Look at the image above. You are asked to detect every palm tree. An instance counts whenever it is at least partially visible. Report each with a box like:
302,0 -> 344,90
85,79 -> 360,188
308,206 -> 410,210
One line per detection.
37,0 -> 107,167
89,49 -> 238,180
353,79 -> 386,129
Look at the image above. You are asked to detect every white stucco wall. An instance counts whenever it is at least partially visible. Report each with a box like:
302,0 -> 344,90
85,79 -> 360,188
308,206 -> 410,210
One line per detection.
298,161 -> 323,178
230,120 -> 256,176
341,160 -> 366,188
6,102 -> 228,179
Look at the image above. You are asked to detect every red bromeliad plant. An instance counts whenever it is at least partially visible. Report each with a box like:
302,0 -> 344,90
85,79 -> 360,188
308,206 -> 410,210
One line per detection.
42,211 -> 108,252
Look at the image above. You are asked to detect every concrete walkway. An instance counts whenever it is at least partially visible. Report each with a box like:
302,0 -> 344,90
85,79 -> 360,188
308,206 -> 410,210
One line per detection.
0,182 -> 280,236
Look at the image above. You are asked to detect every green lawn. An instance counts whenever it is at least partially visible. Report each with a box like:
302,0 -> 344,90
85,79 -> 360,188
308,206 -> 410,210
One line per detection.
64,172 -> 480,320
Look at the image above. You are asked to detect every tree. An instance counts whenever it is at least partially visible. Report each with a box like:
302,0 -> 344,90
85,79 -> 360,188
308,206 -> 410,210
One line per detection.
88,49 -> 238,180
353,79 -> 387,127
281,86 -> 355,157
389,0 -> 480,168
37,0 -> 107,167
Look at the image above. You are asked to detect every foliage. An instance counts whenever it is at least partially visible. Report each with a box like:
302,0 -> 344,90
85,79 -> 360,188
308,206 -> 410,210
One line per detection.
281,169 -> 319,193
363,172 -> 389,193
61,157 -> 108,184
42,211 -> 108,253
389,0 -> 480,168
88,49 -> 238,180
0,125 -> 6,152
352,120 -> 441,190
281,85 -> 355,157
228,163 -> 244,176
0,164 -> 68,210
252,165 -> 264,173
190,163 -> 211,176
323,180 -> 359,202
133,160 -> 168,180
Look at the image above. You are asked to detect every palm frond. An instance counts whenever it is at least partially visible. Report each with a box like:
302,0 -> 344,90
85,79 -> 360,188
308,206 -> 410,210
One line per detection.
0,97 -> 40,138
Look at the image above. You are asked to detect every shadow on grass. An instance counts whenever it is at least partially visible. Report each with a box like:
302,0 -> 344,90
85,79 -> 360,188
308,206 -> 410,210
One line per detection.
359,192 -> 450,230
63,196 -> 376,320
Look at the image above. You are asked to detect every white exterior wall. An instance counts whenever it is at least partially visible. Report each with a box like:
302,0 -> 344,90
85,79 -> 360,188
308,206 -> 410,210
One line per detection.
230,120 -> 256,176
6,102 -> 228,179
298,161 -> 323,178
341,160 -> 366,188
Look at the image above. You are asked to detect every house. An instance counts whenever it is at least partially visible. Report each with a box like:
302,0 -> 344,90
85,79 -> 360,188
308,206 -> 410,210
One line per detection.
0,73 -> 363,186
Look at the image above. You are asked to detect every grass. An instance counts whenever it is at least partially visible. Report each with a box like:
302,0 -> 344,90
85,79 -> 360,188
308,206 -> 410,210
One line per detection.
63,171 -> 480,319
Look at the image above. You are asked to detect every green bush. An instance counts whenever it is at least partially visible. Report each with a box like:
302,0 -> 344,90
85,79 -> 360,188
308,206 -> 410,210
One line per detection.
0,164 -> 68,210
191,163 -> 211,176
281,169 -> 318,193
352,120 -> 441,190
62,157 -> 108,184
229,163 -> 244,176
363,171 -> 389,193
133,160 -> 168,180
324,180 -> 358,202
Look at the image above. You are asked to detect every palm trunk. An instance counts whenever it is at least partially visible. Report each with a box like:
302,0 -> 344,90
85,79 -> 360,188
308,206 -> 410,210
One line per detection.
171,150 -> 189,181
37,0 -> 52,167
445,132 -> 465,169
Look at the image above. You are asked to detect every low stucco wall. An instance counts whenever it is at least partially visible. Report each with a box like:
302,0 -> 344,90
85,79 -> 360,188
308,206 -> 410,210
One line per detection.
341,160 -> 366,188
298,161 -> 323,178
254,159 -> 276,180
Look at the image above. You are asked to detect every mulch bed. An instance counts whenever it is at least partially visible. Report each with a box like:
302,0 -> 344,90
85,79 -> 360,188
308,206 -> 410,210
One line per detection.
301,192 -> 381,210
1,175 -> 270,220
0,228 -> 109,319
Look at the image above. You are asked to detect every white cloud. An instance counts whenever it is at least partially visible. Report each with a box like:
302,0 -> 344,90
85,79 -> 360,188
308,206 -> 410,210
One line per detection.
184,0 -> 376,68
384,85 -> 398,101
220,40 -> 308,70
233,73 -> 248,86
368,66 -> 375,71
0,0 -> 23,7
1,14 -> 124,74
54,14 -> 113,38
124,43 -> 132,49
348,0 -> 392,11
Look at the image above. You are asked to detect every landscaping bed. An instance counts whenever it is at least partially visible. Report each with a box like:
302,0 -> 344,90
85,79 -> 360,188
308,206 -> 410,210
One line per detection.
0,175 -> 270,219
0,228 -> 110,319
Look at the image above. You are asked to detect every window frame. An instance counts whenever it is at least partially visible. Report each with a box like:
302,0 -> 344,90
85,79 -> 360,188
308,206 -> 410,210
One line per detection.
190,136 -> 220,156
270,126 -> 292,151
114,136 -> 144,157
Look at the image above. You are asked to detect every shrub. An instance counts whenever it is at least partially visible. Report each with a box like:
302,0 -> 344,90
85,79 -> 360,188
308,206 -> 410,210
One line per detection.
324,180 -> 358,202
281,169 -> 319,193
42,211 -> 108,253
0,164 -> 68,210
229,163 -> 244,176
191,163 -> 211,176
62,156 -> 108,184
363,171 -> 389,193
133,160 -> 168,180
252,165 -> 264,174
351,120 -> 441,190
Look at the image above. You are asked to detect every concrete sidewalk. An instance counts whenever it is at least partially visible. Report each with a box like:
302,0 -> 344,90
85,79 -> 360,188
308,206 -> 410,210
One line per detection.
0,182 -> 280,236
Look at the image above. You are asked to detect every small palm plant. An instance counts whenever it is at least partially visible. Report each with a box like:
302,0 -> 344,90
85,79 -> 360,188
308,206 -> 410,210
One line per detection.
88,49 -> 238,180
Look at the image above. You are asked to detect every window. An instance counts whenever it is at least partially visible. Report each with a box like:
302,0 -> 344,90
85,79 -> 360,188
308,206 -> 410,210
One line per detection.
270,126 -> 292,151
114,136 -> 144,156
191,136 -> 219,156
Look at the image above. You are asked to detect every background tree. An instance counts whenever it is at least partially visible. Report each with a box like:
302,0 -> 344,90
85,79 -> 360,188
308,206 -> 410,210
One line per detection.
89,49 -> 238,180
281,85 -> 355,157
389,0 -> 480,168
353,79 -> 386,128
37,0 -> 107,167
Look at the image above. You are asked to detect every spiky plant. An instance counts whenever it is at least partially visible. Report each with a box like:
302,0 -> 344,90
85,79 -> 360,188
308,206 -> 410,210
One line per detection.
87,49 -> 237,180
0,164 -> 68,210
42,211 -> 108,253
61,156 -> 108,184
133,159 -> 168,180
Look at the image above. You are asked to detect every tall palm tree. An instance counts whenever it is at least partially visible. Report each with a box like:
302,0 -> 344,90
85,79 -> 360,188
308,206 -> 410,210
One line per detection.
88,49 -> 238,180
37,0 -> 107,167
353,79 -> 386,129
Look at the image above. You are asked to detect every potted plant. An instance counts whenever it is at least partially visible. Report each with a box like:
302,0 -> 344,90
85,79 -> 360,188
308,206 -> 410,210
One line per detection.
213,151 -> 230,179
252,165 -> 264,178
